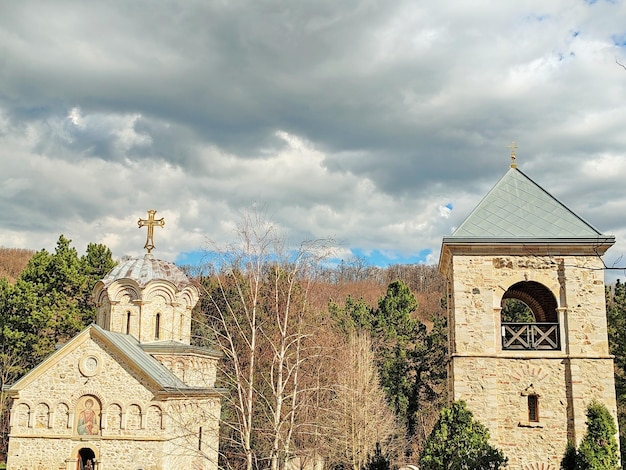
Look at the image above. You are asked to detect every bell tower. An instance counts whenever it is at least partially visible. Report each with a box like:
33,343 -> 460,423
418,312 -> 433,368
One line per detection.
439,160 -> 618,469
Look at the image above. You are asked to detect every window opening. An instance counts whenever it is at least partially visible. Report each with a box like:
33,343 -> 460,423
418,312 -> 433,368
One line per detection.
126,311 -> 131,334
78,447 -> 96,470
501,281 -> 560,351
155,313 -> 161,340
528,395 -> 539,422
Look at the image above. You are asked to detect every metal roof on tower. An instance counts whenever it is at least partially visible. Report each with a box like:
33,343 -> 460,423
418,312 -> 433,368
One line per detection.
447,167 -> 611,241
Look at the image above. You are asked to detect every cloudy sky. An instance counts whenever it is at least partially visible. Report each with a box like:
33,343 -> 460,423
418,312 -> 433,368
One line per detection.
1,0 -> 626,276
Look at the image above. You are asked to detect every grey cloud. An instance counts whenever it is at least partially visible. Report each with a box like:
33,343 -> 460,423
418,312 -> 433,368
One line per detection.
1,0 -> 626,265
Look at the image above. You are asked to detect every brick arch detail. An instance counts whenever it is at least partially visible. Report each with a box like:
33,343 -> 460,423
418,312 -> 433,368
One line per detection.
502,280 -> 558,322
510,363 -> 550,384
522,463 -> 557,470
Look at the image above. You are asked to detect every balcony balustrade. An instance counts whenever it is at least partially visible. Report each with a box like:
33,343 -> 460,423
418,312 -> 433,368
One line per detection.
501,322 -> 560,350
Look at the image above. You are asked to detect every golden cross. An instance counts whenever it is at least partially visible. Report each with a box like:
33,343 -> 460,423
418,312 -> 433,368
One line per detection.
508,141 -> 518,168
138,209 -> 165,254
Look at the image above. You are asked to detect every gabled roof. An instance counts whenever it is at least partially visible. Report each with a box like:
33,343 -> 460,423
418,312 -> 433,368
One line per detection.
7,324 -> 215,394
449,167 -> 608,240
93,325 -> 189,391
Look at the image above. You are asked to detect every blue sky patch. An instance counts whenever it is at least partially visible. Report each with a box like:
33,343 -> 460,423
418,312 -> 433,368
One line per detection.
345,248 -> 432,267
177,247 -> 433,271
612,34 -> 626,46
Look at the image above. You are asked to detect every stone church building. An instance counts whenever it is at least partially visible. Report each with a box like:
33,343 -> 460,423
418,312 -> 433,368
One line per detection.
5,214 -> 222,470
439,157 -> 619,468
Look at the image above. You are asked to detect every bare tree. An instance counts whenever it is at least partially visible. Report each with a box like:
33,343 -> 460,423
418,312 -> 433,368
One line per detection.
326,332 -> 404,470
199,210 -> 334,470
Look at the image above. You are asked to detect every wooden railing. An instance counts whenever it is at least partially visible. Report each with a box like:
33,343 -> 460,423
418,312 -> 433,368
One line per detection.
501,322 -> 560,350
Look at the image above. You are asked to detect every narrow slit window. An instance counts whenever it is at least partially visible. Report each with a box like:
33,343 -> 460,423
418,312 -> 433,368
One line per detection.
198,426 -> 203,450
155,313 -> 161,340
528,395 -> 539,422
126,311 -> 131,334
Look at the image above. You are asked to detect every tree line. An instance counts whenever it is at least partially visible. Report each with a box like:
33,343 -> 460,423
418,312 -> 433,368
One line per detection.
190,213 -> 448,470
0,225 -> 625,469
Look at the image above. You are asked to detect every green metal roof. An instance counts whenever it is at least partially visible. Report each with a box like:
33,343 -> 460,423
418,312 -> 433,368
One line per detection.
450,167 -> 603,239
93,324 -> 191,390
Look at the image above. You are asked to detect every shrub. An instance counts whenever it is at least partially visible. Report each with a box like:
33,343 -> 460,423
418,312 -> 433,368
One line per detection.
419,401 -> 507,470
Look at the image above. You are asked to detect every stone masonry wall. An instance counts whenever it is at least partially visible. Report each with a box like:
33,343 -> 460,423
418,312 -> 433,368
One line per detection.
152,353 -> 218,388
449,253 -> 619,470
7,334 -> 219,470
96,280 -> 196,344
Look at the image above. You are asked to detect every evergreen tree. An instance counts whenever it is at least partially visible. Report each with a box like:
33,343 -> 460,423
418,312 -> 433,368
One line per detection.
576,401 -> 619,470
0,235 -> 115,461
0,235 -> 115,373
363,442 -> 393,470
372,281 -> 421,428
329,280 -> 448,448
419,401 -> 507,470
329,295 -> 374,334
501,298 -> 535,323
605,280 -> 626,466
561,442 -> 577,470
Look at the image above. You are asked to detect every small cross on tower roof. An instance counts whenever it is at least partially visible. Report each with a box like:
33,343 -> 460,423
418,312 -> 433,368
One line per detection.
138,209 -> 165,254
509,141 -> 518,168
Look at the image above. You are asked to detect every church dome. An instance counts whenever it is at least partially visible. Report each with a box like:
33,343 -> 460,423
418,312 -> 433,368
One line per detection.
102,253 -> 190,289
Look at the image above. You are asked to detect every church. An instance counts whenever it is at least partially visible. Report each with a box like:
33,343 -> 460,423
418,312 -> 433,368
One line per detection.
5,211 -> 222,470
439,150 -> 619,468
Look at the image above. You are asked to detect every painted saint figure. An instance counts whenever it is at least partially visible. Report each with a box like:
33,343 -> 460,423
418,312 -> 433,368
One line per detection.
77,398 -> 100,435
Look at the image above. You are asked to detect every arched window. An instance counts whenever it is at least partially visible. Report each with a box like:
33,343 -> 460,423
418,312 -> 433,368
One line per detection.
106,404 -> 122,433
502,281 -> 558,322
501,281 -> 560,350
155,313 -> 161,340
126,404 -> 142,430
78,447 -> 96,470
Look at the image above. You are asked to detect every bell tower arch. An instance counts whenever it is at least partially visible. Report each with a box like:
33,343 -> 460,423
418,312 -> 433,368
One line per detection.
439,163 -> 618,469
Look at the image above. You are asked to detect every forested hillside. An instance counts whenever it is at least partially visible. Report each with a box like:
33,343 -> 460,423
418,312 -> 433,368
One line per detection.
0,248 -> 34,283
1,232 -> 625,470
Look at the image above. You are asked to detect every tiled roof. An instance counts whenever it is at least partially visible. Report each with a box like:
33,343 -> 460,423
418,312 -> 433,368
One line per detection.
450,167 -> 603,239
103,253 -> 190,289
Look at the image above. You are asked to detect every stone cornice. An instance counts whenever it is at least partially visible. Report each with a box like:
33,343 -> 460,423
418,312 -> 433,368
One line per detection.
451,353 -> 615,360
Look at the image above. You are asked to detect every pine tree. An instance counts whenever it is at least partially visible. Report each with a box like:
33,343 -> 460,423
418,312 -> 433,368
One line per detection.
576,401 -> 619,470
419,401 -> 507,470
605,280 -> 626,465
0,235 -> 115,372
